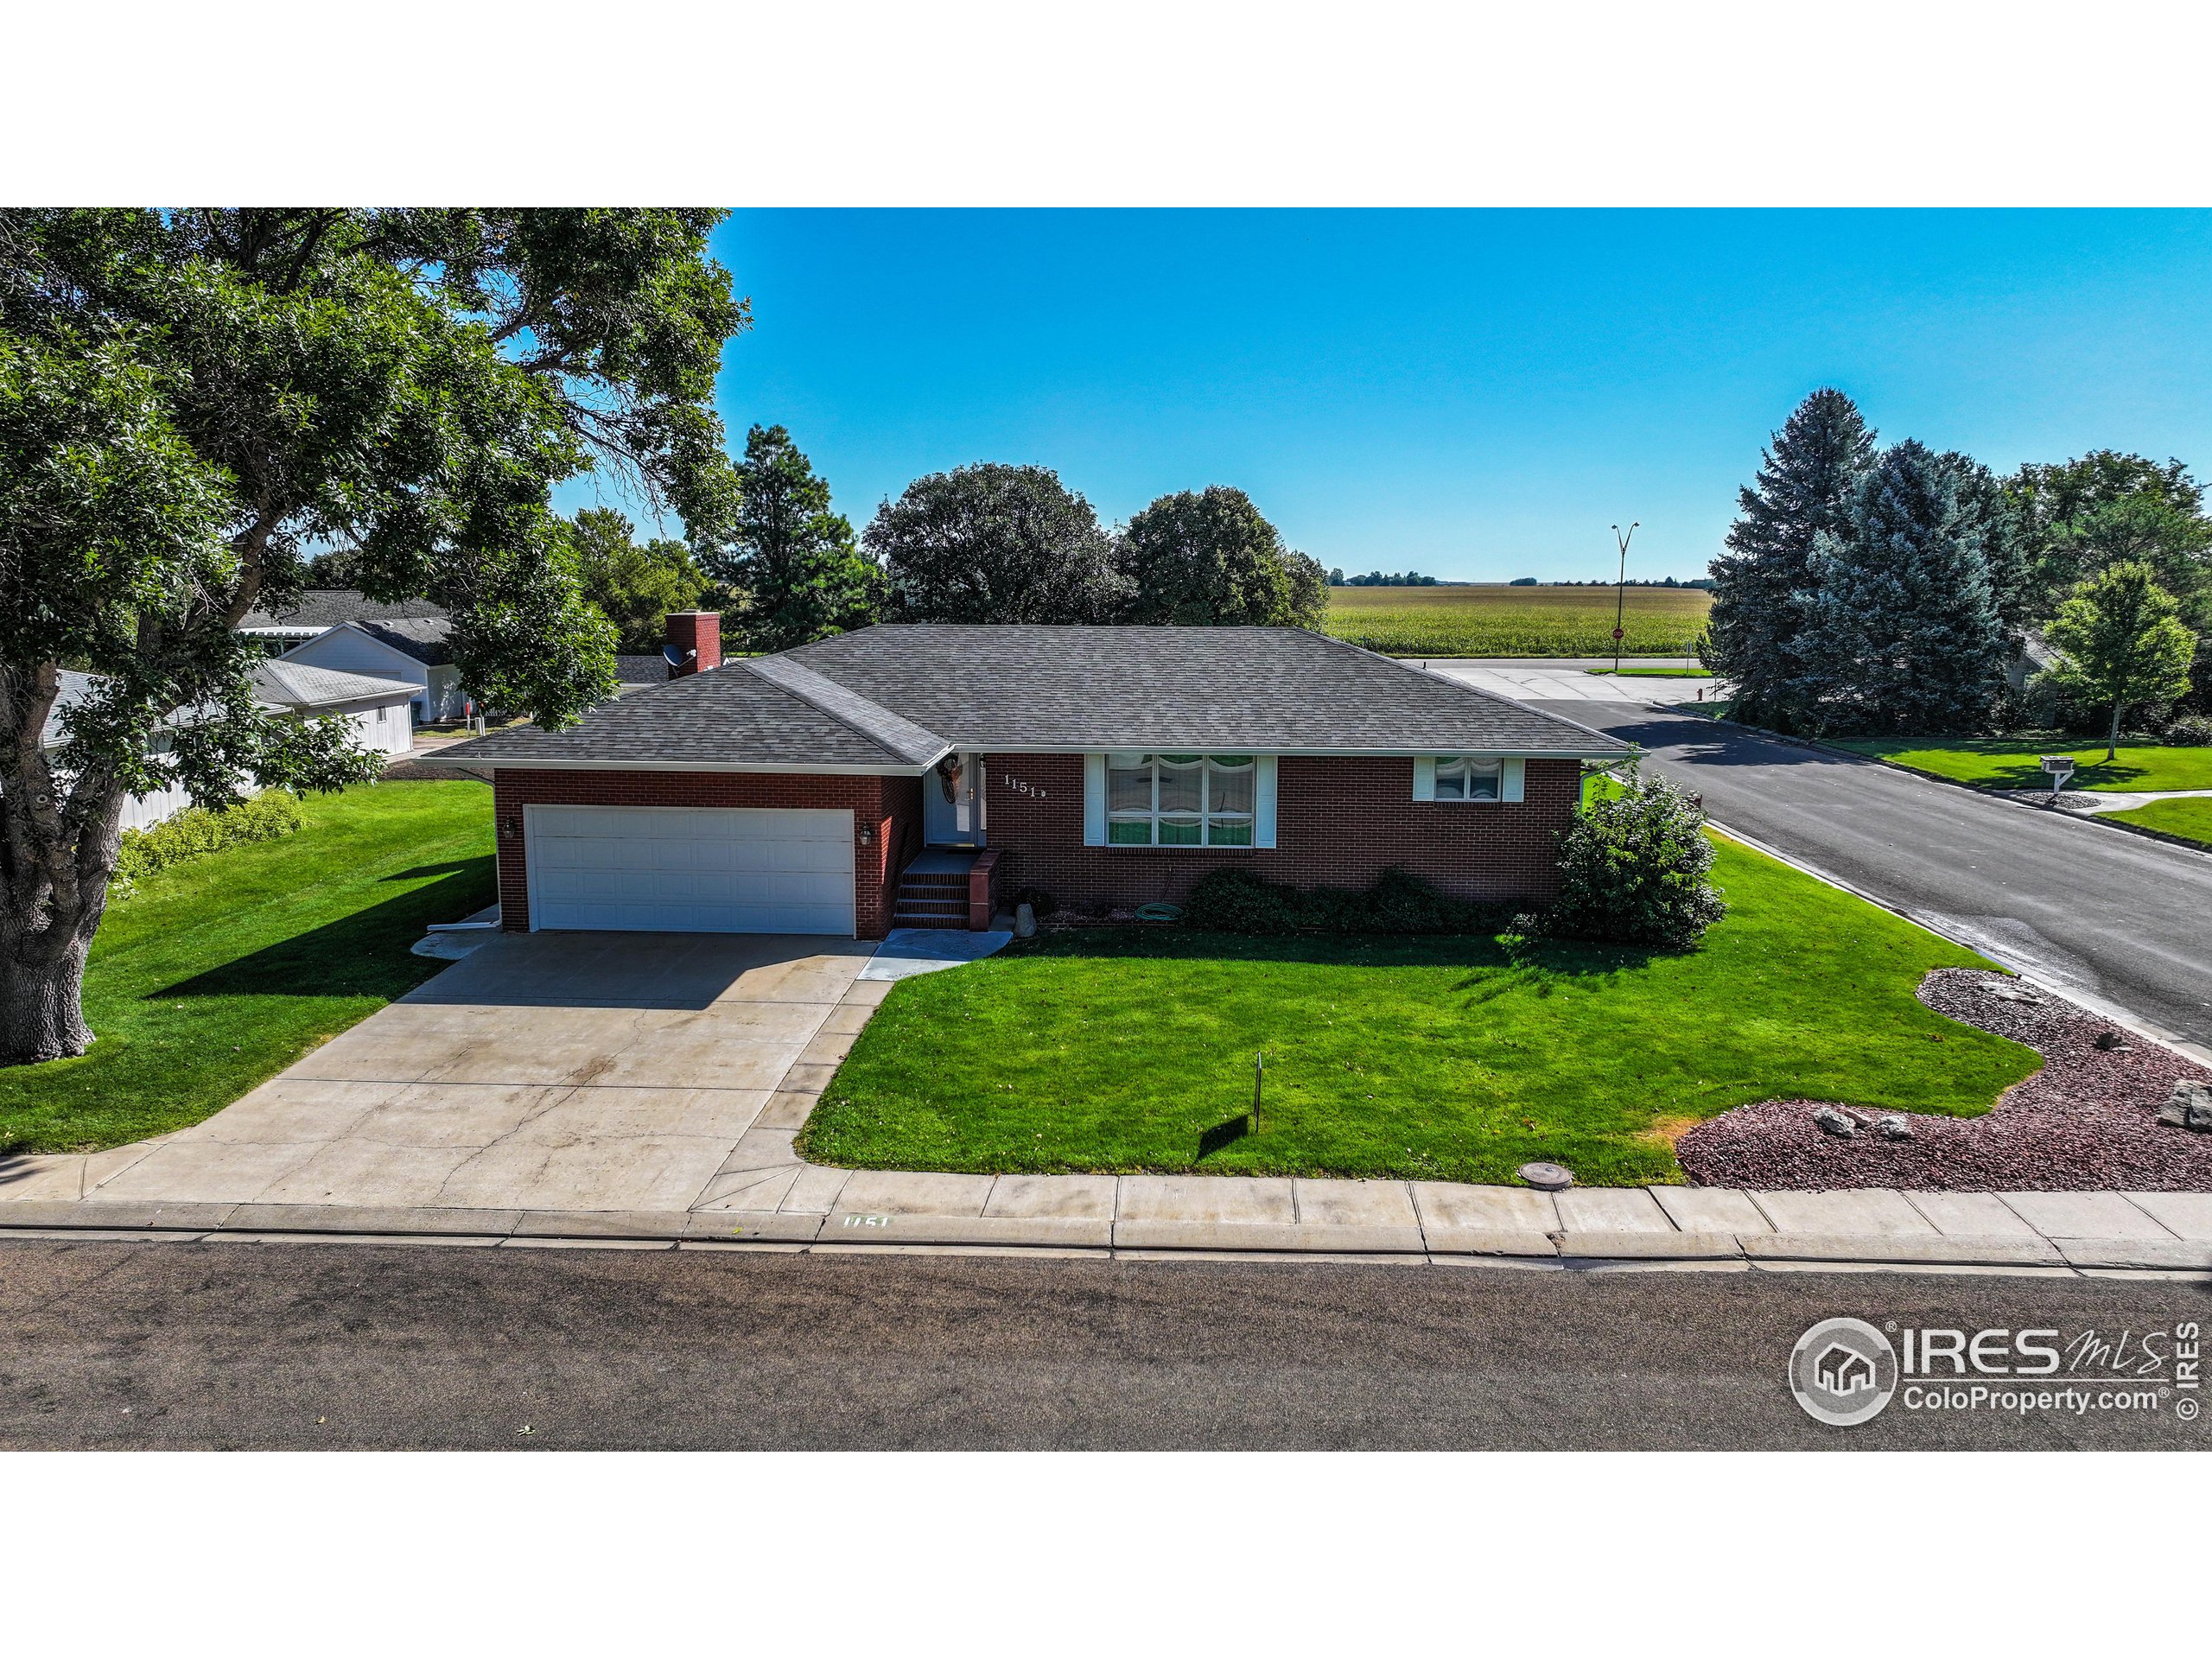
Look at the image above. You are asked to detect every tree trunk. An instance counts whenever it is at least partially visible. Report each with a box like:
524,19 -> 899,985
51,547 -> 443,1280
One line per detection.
0,933 -> 95,1065
2107,700 -> 2123,763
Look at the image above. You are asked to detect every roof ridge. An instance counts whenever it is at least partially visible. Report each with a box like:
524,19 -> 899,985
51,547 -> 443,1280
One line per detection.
741,655 -> 950,766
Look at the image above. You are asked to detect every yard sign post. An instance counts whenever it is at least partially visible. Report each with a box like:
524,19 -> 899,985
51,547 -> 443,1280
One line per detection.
1253,1052 -> 1264,1134
1610,522 -> 1638,676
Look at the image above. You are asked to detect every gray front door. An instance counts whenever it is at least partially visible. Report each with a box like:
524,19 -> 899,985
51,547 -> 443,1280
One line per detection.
925,753 -> 982,846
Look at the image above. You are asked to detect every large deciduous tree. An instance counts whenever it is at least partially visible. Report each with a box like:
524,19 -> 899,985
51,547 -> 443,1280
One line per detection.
2044,561 -> 2196,759
715,424 -> 881,652
1116,486 -> 1327,627
1794,439 -> 2010,734
561,506 -> 707,654
2006,450 -> 2212,622
1705,388 -> 1875,728
0,208 -> 746,1065
868,462 -> 1128,624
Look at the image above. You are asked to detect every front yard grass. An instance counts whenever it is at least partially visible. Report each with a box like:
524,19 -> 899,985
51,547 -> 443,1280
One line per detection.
1830,736 -> 2212,792
0,779 -> 494,1156
2096,797 -> 2212,849
801,836 -> 2037,1186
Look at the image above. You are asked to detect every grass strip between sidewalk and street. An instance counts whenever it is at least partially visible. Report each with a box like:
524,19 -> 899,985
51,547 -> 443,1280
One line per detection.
2095,797 -> 2212,849
0,779 -> 495,1156
801,836 -> 2037,1188
1828,737 -> 2212,793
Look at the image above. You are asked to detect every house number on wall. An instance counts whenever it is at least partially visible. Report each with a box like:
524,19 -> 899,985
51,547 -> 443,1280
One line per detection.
1001,776 -> 1048,799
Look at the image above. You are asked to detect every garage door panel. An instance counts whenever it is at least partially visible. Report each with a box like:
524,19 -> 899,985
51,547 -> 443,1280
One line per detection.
527,804 -> 856,935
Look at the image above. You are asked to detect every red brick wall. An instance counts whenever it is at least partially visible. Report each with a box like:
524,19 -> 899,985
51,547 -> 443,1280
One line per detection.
979,753 -> 1580,912
492,770 -> 921,938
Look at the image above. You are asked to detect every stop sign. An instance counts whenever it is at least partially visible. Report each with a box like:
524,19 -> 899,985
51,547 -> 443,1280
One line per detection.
1612,626 -> 1624,639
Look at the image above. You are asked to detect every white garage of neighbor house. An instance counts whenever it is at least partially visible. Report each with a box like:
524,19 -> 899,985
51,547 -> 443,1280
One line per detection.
276,618 -> 468,723
250,660 -> 417,757
524,804 -> 857,934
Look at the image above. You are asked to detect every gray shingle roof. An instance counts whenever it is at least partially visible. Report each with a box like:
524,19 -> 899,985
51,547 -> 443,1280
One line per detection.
434,625 -> 1627,771
787,626 -> 1628,753
251,660 -> 418,709
433,660 -> 919,769
239,589 -> 450,631
614,654 -> 669,686
353,618 -> 454,665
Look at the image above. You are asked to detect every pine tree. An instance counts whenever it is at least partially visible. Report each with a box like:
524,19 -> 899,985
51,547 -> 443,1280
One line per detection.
1707,388 -> 1875,728
1795,439 -> 2010,734
718,425 -> 882,652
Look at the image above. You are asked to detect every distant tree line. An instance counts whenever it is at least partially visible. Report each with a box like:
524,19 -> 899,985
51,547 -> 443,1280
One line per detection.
393,434 -> 1334,652
1705,388 -> 2205,748
1332,569 -> 1441,587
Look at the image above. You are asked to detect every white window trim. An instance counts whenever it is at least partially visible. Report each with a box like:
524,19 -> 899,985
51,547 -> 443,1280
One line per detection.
1414,755 -> 1524,803
1084,753 -> 1276,848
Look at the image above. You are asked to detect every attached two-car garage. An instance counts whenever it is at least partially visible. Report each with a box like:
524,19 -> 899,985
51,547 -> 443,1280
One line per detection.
524,804 -> 856,935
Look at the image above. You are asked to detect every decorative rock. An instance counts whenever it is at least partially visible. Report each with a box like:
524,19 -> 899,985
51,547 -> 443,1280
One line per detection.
1014,902 -> 1037,939
1984,984 -> 2041,1004
1516,1161 -> 1574,1191
1811,1106 -> 1859,1138
2093,1030 -> 2126,1052
2156,1079 -> 2212,1132
1875,1114 -> 1915,1141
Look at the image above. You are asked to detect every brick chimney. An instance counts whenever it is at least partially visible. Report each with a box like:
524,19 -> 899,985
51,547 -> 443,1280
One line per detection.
665,611 -> 721,678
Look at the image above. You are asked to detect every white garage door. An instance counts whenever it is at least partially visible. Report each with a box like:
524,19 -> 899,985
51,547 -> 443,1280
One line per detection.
526,804 -> 856,935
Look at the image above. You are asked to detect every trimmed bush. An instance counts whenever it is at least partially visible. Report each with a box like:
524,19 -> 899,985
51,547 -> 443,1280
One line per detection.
1529,769 -> 1726,950
1179,867 -> 1509,936
2166,712 -> 2212,746
111,790 -> 305,897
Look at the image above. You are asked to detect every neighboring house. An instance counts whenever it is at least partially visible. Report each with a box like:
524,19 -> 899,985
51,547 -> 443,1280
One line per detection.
276,618 -> 467,723
250,660 -> 418,758
39,671 -> 195,833
30,662 -> 419,837
237,588 -> 449,653
437,613 -> 1629,940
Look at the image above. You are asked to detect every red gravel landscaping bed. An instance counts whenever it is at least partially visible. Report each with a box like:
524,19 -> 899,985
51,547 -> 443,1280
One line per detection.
1675,969 -> 2212,1192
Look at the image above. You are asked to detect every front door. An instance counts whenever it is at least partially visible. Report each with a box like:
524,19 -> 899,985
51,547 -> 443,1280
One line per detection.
925,753 -> 983,847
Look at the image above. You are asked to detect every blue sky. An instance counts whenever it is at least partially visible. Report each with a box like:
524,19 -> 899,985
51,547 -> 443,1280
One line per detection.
560,210 -> 2212,582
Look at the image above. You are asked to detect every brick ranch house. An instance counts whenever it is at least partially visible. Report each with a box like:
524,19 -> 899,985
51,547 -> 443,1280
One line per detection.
436,614 -> 1630,938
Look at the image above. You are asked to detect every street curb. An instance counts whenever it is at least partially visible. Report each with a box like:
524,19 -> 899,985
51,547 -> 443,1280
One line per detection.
3,1208 -> 2205,1277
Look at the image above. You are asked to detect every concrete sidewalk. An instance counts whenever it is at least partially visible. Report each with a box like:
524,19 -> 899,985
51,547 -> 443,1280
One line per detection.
3,1170 -> 2207,1273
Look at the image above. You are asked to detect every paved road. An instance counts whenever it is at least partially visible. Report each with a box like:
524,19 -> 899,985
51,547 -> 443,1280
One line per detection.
1,1239 -> 2203,1448
1532,700 -> 2212,1050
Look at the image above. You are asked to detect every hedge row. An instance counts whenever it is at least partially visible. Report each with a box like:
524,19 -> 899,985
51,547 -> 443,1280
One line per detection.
1179,867 -> 1514,936
111,789 -> 305,897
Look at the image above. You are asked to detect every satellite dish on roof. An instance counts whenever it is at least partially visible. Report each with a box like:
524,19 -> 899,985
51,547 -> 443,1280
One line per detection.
662,643 -> 690,668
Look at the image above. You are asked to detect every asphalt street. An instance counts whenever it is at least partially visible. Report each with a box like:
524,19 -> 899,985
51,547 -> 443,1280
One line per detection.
1535,700 -> 2212,1050
1,1238 -> 2203,1449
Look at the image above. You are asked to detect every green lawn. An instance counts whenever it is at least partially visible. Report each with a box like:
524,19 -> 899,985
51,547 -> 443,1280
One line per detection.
1324,584 -> 1711,657
800,836 -> 2037,1186
2097,797 -> 2212,849
0,779 -> 494,1155
1830,737 -> 2212,792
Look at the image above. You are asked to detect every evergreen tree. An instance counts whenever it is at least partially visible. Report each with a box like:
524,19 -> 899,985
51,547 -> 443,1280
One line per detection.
718,425 -> 882,652
561,507 -> 707,654
1939,451 -> 2035,635
1117,486 -> 1327,627
1706,388 -> 1875,728
2044,561 -> 2196,759
1795,439 -> 2010,734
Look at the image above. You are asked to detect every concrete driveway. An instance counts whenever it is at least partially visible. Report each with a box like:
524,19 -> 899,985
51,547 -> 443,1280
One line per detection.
76,933 -> 882,1214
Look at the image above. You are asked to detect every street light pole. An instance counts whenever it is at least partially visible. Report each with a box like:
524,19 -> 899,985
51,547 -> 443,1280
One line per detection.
1610,522 -> 1638,676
